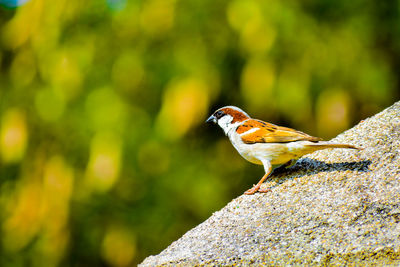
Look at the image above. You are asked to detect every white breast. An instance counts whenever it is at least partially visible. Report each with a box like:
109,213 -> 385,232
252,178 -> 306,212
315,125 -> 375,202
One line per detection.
226,125 -> 265,165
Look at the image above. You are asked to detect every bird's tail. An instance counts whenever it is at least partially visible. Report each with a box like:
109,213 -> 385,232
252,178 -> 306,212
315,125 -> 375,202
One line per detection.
306,142 -> 361,150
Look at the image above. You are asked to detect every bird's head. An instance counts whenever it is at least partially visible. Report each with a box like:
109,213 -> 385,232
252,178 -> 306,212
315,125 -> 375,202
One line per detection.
206,106 -> 250,134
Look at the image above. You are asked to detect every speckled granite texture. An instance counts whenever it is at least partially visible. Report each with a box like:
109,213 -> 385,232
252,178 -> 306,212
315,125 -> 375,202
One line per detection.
141,101 -> 400,266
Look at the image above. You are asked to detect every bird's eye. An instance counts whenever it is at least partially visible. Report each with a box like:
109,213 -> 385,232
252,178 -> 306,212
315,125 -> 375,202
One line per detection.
215,110 -> 224,118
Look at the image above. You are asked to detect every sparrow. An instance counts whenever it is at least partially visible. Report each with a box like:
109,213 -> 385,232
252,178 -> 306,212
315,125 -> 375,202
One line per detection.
206,106 -> 360,195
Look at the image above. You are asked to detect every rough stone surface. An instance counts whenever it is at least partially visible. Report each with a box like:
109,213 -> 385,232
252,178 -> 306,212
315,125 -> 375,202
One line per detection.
140,101 -> 400,266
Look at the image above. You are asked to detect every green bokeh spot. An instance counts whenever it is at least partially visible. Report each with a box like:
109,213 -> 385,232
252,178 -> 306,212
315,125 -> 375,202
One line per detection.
85,87 -> 127,132
35,88 -> 65,122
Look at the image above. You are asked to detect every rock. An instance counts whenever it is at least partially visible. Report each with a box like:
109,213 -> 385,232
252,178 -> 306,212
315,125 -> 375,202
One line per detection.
140,101 -> 400,266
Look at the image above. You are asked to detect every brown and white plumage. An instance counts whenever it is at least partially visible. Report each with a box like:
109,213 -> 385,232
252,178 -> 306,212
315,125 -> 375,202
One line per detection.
237,119 -> 322,144
206,106 -> 359,195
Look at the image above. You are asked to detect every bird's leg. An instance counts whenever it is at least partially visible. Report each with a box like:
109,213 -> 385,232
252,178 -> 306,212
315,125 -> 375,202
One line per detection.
244,173 -> 270,195
244,160 -> 272,195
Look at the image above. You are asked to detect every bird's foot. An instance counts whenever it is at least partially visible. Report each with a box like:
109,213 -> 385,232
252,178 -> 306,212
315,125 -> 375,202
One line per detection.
258,187 -> 271,193
244,185 -> 259,195
244,184 -> 271,195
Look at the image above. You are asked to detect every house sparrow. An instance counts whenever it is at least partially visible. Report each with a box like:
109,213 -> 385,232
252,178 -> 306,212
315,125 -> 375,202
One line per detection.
206,106 -> 359,195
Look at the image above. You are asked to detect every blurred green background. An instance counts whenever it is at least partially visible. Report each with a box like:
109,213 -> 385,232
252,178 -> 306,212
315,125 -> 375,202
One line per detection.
0,0 -> 399,265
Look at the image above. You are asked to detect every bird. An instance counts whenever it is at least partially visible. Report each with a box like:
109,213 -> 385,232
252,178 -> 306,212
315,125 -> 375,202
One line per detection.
206,106 -> 360,195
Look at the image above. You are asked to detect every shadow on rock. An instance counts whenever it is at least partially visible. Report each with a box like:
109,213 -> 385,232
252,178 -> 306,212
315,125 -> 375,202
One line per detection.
272,158 -> 372,178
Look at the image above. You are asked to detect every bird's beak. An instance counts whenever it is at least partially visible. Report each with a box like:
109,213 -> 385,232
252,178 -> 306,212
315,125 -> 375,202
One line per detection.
206,115 -> 216,124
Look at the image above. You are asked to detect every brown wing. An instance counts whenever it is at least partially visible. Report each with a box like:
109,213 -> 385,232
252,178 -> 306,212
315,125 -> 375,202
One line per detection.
237,119 -> 322,144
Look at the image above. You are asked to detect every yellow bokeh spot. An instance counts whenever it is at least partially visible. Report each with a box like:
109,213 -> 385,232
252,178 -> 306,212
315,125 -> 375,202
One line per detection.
101,226 -> 136,267
140,0 -> 176,37
240,21 -> 276,55
241,59 -> 275,109
227,0 -> 262,33
2,178 -> 42,252
2,155 -> 72,266
1,0 -> 43,49
316,89 -> 352,138
42,156 -> 74,230
0,108 -> 28,163
156,77 -> 209,141
50,51 -> 83,99
228,0 -> 275,55
40,155 -> 73,266
38,49 -> 83,100
85,132 -> 122,193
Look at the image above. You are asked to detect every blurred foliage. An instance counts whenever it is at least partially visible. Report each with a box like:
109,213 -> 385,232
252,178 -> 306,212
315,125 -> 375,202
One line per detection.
0,0 -> 399,265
